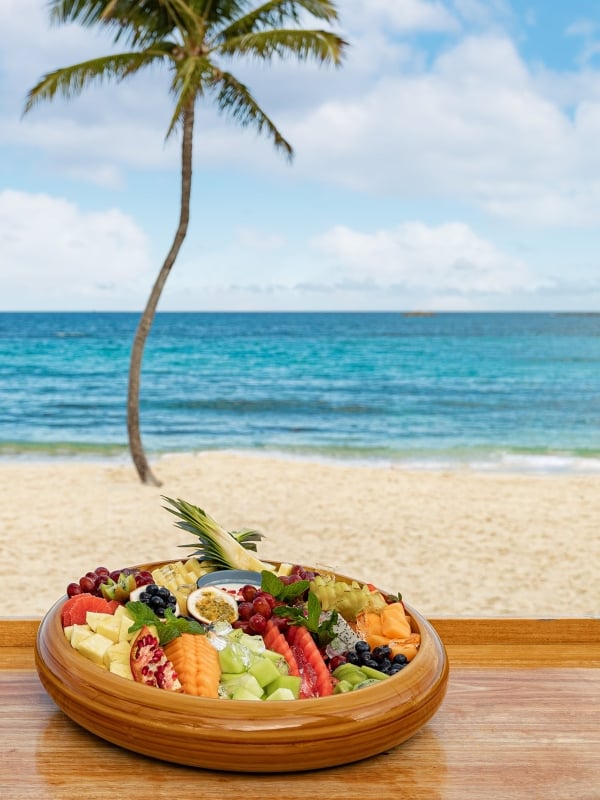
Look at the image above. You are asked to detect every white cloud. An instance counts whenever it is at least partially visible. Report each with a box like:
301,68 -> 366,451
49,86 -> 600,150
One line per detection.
280,34 -> 600,226
0,190 -> 152,309
311,220 -> 546,294
343,0 -> 459,33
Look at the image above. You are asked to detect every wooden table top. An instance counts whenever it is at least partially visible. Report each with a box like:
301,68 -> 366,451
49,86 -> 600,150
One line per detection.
1,617 -> 598,800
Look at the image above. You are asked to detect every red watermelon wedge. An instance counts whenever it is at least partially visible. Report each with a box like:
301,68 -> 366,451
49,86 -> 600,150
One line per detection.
61,594 -> 120,627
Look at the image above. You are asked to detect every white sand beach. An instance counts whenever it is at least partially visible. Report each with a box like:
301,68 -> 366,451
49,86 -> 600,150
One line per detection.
1,451 -> 598,618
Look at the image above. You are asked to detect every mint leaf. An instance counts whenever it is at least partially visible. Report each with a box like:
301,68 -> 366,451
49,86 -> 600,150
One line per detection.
272,592 -> 339,647
125,600 -> 161,633
307,591 -> 321,629
260,570 -> 310,602
261,571 -> 284,597
125,601 -> 206,646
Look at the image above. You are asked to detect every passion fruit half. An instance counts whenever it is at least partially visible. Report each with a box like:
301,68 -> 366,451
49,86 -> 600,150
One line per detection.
186,586 -> 239,625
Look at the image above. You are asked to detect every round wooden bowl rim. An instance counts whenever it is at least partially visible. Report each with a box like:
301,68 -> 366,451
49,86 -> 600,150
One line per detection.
35,560 -> 449,770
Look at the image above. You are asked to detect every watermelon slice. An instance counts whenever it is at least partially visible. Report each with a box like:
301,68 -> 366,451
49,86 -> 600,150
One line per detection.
61,593 -> 120,627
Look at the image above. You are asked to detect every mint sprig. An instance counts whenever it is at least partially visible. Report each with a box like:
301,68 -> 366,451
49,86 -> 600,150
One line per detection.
272,590 -> 339,648
125,601 -> 207,646
260,570 -> 310,602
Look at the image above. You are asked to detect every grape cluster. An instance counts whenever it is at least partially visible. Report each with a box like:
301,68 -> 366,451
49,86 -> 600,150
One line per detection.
66,566 -> 154,598
234,585 -> 277,635
341,641 -> 408,676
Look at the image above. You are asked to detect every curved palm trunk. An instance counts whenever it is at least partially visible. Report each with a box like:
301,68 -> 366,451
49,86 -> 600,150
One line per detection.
127,101 -> 195,485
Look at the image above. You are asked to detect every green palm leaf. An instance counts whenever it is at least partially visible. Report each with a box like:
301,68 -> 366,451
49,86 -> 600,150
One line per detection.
25,1 -> 347,486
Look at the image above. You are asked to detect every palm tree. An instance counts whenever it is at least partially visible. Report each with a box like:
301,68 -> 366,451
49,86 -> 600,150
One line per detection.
25,0 -> 346,485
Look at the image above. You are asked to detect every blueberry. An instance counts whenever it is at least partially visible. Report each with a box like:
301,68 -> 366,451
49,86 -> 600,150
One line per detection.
393,654 -> 408,665
158,587 -> 171,601
146,584 -> 160,596
346,651 -> 360,665
355,641 -> 370,654
363,657 -> 380,670
379,658 -> 392,672
372,645 -> 392,662
149,595 -> 164,611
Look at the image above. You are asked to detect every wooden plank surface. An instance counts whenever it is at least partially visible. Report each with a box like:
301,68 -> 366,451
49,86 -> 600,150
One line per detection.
1,618 -> 599,800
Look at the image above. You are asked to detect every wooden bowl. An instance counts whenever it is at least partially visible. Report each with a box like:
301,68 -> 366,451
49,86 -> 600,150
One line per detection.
35,563 -> 449,772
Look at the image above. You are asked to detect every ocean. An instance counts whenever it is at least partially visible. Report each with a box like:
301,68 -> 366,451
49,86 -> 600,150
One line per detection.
1,311 -> 600,473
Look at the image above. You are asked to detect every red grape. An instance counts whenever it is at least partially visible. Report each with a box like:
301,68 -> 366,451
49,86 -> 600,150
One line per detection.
237,601 -> 254,621
328,655 -> 347,671
94,566 -> 110,577
248,613 -> 267,634
67,582 -> 82,598
240,584 -> 258,602
251,596 -> 272,619
78,575 -> 96,593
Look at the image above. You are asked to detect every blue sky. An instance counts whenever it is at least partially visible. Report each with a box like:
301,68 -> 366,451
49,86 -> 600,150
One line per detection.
2,0 -> 600,311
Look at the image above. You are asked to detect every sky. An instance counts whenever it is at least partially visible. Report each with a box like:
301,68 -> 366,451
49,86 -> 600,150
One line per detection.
2,0 -> 600,312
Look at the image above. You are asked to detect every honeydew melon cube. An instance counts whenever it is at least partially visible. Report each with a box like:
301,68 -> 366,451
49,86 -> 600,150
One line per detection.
63,625 -> 74,643
69,624 -> 94,649
76,632 -> 114,666
109,661 -> 133,680
265,675 -> 301,699
265,687 -> 296,701
248,657 -> 281,688
231,687 -> 263,701
219,645 -> 246,674
238,633 -> 266,655
262,649 -> 287,667
220,673 -> 264,699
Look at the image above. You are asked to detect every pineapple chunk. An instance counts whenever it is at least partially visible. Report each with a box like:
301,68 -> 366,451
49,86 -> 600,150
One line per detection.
184,558 -> 205,579
103,640 -> 132,669
109,661 -> 133,680
76,632 -> 113,666
96,616 -> 121,643
118,614 -> 136,642
113,604 -> 131,621
63,625 -> 74,643
86,611 -> 110,632
69,623 -> 94,649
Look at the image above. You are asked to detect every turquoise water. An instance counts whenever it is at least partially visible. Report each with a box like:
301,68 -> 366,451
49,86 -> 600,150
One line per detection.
1,311 -> 600,472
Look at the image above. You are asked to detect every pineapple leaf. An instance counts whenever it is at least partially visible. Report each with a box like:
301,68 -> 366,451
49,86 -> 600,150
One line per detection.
162,496 -> 274,573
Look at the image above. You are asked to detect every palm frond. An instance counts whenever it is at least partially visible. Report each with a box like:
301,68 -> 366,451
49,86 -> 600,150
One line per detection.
209,69 -> 293,158
218,28 -> 346,65
216,0 -> 339,38
23,47 -> 172,114
166,55 -> 213,136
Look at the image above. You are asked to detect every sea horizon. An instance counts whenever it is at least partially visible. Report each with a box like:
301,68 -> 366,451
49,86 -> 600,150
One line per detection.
2,310 -> 599,475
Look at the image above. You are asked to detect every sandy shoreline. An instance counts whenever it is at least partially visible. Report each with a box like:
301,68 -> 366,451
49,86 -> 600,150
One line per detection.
1,451 -> 598,618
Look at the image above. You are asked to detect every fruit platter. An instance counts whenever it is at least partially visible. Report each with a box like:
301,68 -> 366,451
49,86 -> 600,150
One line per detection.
35,497 -> 449,772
